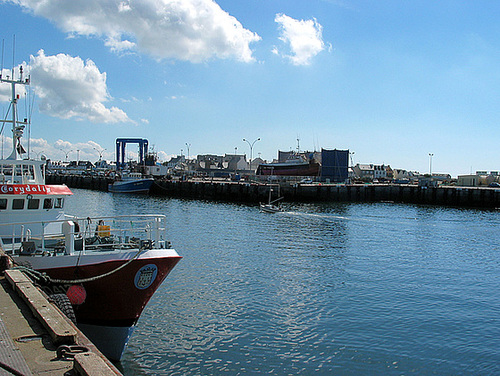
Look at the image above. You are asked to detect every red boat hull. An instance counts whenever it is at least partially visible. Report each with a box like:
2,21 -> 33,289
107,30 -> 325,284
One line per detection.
29,251 -> 181,360
38,255 -> 180,326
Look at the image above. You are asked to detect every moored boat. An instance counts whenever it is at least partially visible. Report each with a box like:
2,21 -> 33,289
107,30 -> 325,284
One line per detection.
108,172 -> 154,193
0,61 -> 181,361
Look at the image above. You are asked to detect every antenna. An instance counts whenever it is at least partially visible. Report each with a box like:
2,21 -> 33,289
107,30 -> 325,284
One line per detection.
12,35 -> 15,77
1,39 -> 4,77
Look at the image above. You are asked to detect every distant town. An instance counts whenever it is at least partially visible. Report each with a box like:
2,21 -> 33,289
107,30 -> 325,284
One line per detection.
46,142 -> 499,189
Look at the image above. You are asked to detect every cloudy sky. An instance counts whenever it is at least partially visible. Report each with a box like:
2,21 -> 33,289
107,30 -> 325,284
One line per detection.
1,0 -> 499,176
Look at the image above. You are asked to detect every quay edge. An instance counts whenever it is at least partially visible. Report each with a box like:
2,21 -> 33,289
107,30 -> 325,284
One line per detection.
0,263 -> 122,375
46,174 -> 500,209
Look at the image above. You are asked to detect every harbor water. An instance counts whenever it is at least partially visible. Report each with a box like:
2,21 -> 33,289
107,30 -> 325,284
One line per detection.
66,189 -> 499,375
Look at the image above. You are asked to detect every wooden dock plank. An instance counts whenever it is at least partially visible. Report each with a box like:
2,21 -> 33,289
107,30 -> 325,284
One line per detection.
5,269 -> 77,345
73,352 -> 120,376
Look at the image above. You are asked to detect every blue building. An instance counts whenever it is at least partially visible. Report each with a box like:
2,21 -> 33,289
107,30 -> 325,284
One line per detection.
321,149 -> 349,183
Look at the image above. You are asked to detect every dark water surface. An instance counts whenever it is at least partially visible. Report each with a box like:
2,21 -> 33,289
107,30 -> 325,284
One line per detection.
66,189 -> 499,375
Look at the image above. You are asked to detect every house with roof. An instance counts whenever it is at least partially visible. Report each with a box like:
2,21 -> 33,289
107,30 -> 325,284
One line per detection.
352,163 -> 390,181
224,154 -> 247,171
352,164 -> 373,180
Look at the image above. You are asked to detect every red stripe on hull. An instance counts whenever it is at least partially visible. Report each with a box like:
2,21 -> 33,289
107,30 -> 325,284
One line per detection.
0,184 -> 72,195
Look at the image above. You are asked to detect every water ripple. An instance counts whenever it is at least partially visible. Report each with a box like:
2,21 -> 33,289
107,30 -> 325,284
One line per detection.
66,191 -> 500,375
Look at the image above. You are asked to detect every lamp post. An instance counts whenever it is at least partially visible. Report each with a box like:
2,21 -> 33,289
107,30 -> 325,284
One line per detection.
93,147 -> 106,162
429,153 -> 434,176
60,149 -> 72,162
185,143 -> 191,173
243,137 -> 260,171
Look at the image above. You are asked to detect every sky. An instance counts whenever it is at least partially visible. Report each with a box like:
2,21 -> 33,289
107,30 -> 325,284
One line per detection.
1,0 -> 499,177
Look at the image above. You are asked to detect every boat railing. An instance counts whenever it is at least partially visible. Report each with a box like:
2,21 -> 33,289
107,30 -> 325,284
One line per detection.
0,214 -> 170,255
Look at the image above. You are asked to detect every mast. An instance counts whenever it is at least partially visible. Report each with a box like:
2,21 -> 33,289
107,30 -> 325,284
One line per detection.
0,64 -> 30,160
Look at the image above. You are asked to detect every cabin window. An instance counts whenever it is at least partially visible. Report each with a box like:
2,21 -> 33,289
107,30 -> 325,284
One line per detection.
43,198 -> 53,209
28,198 -> 40,210
12,199 -> 25,210
0,199 -> 6,210
54,198 -> 64,208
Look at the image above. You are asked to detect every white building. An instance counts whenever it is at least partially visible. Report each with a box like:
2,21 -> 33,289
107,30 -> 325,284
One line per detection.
352,164 -> 389,181
145,164 -> 169,177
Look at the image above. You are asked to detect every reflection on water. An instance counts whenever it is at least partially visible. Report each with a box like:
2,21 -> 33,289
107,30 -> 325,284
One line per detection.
66,190 -> 500,375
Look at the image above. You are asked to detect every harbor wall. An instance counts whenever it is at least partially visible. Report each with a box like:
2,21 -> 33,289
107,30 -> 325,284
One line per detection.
46,174 -> 500,209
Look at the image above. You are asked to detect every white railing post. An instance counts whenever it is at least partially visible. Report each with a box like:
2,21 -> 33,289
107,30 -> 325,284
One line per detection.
154,217 -> 161,246
41,222 -> 45,252
11,227 -> 15,254
62,221 -> 75,255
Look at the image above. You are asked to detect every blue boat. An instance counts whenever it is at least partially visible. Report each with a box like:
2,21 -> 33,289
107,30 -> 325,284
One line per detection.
108,172 -> 154,193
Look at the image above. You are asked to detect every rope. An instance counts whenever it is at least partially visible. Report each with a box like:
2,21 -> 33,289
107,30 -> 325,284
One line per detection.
13,247 -> 144,285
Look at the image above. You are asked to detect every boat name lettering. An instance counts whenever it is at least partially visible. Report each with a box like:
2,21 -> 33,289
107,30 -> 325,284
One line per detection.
0,184 -> 50,195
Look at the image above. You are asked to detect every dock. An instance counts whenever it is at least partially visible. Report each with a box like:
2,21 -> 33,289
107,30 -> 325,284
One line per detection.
0,251 -> 122,376
47,174 -> 500,209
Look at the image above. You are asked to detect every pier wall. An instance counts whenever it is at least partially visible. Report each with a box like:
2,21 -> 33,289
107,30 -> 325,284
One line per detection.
46,174 -> 500,209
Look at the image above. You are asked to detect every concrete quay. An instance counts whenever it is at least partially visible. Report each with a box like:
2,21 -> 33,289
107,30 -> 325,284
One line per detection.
47,174 -> 500,209
0,252 -> 122,375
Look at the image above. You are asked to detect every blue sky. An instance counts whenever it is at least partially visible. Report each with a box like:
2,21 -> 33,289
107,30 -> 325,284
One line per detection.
1,0 -> 499,177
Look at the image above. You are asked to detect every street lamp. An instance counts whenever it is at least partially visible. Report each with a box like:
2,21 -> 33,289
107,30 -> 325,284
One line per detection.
60,149 -> 72,162
429,153 -> 434,176
350,151 -> 355,167
185,143 -> 192,173
93,147 -> 106,162
243,137 -> 260,171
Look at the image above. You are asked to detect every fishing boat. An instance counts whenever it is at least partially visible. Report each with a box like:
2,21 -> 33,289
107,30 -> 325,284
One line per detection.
0,63 -> 181,361
260,188 -> 283,213
108,171 -> 154,193
256,153 -> 320,176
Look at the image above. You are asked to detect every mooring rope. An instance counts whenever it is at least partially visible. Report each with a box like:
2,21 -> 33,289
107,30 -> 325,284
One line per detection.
12,247 -> 144,285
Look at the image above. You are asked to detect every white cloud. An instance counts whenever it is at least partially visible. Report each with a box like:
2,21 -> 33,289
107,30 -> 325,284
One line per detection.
45,139 -> 113,161
0,135 -> 114,161
29,50 -> 131,123
13,0 -> 261,63
157,150 -> 171,161
274,13 -> 326,66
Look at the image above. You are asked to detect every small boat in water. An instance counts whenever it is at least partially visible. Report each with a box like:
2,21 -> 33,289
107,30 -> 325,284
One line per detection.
260,188 -> 283,213
108,172 -> 154,193
260,202 -> 281,213
0,63 -> 181,361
